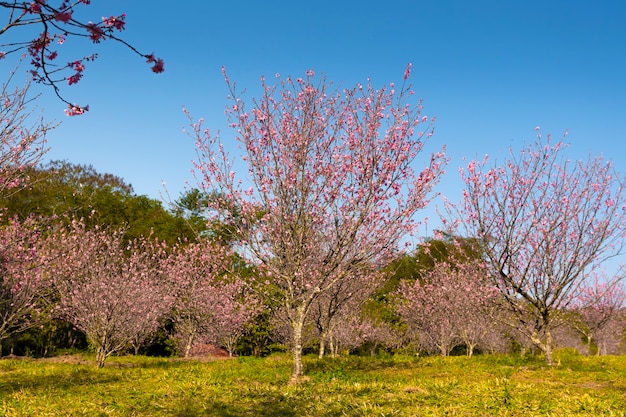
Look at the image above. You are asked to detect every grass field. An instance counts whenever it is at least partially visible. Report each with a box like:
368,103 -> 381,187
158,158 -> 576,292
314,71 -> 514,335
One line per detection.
1,350 -> 625,416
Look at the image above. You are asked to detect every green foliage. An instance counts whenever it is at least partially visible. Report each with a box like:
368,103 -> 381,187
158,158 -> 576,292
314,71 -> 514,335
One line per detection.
170,188 -> 212,237
0,320 -> 87,358
172,188 -> 267,246
237,311 -> 280,357
142,321 -> 177,358
1,353 -> 625,416
1,160 -> 197,245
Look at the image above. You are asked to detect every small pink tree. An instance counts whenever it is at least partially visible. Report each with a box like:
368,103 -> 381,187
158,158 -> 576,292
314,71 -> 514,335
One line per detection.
46,220 -> 171,367
0,1 -> 164,114
449,135 -> 626,365
594,317 -> 625,355
163,240 -> 259,357
571,273 -> 626,355
0,215 -> 49,347
310,268 -> 381,358
396,260 -> 495,357
189,66 -> 446,381
354,317 -> 403,356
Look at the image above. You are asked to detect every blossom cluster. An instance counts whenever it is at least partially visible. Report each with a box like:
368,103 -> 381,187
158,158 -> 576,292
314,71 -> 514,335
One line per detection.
0,1 -> 164,114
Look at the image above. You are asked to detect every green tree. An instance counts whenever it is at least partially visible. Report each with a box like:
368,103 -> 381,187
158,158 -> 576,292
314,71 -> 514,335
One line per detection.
1,160 -> 195,244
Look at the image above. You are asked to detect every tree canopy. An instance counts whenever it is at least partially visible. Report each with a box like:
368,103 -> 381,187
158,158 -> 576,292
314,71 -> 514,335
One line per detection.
1,160 -> 196,244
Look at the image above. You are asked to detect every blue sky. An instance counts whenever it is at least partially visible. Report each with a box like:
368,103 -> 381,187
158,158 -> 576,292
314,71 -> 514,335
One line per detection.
3,0 -> 626,232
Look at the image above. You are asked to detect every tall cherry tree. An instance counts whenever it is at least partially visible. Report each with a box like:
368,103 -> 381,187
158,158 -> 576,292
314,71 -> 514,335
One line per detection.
448,135 -> 626,365
0,1 -> 164,114
45,220 -> 171,367
189,66 -> 446,381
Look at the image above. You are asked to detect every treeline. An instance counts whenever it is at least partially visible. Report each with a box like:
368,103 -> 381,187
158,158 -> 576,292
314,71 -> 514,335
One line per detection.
1,161 -> 624,366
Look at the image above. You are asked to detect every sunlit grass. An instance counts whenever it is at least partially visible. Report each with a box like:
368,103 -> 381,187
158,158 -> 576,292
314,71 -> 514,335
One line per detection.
1,351 -> 625,416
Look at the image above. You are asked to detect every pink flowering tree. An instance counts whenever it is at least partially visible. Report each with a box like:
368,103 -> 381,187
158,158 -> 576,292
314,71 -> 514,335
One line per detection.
0,1 -> 164,114
314,313 -> 403,356
0,73 -> 51,198
319,314 -> 362,355
570,272 -> 626,355
0,215 -> 50,348
396,260 -> 496,356
447,135 -> 626,365
594,317 -> 625,355
189,66 -> 446,381
163,239 -> 259,358
310,268 -> 381,358
45,220 -> 172,367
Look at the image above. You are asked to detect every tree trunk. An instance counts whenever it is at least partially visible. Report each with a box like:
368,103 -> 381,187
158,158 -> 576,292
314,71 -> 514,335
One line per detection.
329,334 -> 337,357
290,309 -> 306,383
95,347 -> 107,368
544,344 -> 553,365
439,344 -> 448,357
467,343 -> 475,358
184,333 -> 194,358
587,334 -> 594,356
520,346 -> 526,357
531,328 -> 554,366
318,332 -> 326,359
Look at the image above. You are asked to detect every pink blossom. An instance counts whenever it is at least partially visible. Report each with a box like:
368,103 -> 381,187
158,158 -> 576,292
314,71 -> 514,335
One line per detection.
102,14 -> 126,31
403,63 -> 412,80
54,11 -> 73,23
64,104 -> 89,116
86,23 -> 104,42
151,58 -> 164,73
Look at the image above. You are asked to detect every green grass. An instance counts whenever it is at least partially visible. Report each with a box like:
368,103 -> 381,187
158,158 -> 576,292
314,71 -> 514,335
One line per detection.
1,350 -> 625,416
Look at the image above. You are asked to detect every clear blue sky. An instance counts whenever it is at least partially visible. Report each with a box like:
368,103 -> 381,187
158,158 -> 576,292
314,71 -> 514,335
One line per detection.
3,1 -> 626,229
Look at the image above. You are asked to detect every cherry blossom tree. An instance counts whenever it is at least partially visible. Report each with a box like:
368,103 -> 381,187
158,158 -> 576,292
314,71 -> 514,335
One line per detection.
571,272 -> 626,355
45,220 -> 171,367
594,317 -> 625,355
163,239 -> 259,358
0,73 -> 51,198
310,268 -> 381,358
0,1 -> 164,114
396,261 -> 496,357
0,215 -> 49,348
448,135 -> 626,365
319,314 -> 361,356
313,314 -> 402,357
451,269 -> 500,357
189,66 -> 446,381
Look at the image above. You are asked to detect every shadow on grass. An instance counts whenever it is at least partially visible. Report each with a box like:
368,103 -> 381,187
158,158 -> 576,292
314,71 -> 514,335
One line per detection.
172,393 -> 302,417
0,363 -> 122,396
305,354 -> 410,374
